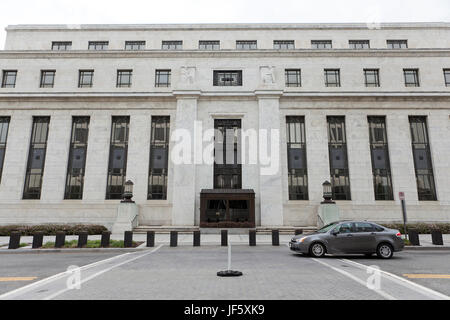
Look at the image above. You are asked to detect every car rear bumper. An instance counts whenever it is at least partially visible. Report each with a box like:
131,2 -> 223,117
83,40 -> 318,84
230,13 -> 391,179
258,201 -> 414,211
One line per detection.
393,238 -> 405,251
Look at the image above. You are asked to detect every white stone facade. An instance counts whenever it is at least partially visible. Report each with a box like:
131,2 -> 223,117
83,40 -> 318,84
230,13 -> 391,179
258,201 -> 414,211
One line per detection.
0,23 -> 449,229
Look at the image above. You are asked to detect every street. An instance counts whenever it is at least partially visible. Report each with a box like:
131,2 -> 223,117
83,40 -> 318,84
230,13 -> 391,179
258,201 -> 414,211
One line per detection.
0,246 -> 449,300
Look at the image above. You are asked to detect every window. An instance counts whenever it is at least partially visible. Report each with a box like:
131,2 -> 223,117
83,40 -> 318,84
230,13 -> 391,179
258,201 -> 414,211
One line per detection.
285,69 -> 301,87
155,69 -> 171,87
354,222 -> 375,232
364,69 -> 380,87
40,70 -> 55,88
125,41 -> 145,50
286,116 -> 308,200
162,41 -> 182,50
78,70 -> 94,88
349,40 -> 370,49
0,117 -> 10,184
368,116 -> 393,200
409,116 -> 437,201
106,116 -> 130,200
335,222 -> 353,233
52,41 -> 72,50
199,40 -> 220,50
311,40 -> 332,49
214,119 -> 241,189
1,70 -> 17,88
23,117 -> 50,199
404,69 -> 420,87
65,117 -> 90,200
213,70 -> 242,86
148,116 -> 170,200
274,40 -> 295,50
327,116 -> 351,200
236,40 -> 257,50
116,70 -> 132,88
444,69 -> 450,86
324,69 -> 341,87
88,41 -> 109,50
387,40 -> 408,49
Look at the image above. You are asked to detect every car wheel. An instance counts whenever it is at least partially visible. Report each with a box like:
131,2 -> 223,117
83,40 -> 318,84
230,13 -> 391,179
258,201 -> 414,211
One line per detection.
376,243 -> 393,259
309,243 -> 326,258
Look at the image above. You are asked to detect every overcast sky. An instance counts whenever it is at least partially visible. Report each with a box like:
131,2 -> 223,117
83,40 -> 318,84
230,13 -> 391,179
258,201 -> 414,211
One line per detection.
1,0 -> 449,49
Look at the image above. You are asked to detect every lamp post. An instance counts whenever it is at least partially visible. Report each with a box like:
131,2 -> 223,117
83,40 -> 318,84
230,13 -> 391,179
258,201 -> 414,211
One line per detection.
121,180 -> 134,203
321,180 -> 334,204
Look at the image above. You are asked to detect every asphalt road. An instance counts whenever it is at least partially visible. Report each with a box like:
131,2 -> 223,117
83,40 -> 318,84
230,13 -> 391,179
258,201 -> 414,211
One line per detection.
0,246 -> 449,300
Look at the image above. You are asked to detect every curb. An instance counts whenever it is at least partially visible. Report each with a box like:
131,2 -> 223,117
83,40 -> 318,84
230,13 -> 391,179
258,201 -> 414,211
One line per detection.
403,246 -> 450,251
0,247 -> 150,254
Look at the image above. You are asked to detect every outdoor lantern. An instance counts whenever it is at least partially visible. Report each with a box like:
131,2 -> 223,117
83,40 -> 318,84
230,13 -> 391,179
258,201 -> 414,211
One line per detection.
122,180 -> 134,203
322,180 -> 333,203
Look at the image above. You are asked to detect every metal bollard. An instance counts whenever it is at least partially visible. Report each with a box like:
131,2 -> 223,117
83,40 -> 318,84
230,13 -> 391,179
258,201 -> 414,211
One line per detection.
8,232 -> 21,249
101,231 -> 111,248
78,231 -> 88,248
295,229 -> 303,235
147,231 -> 155,247
431,230 -> 443,245
221,230 -> 228,246
249,230 -> 256,246
408,229 -> 420,246
32,232 -> 44,249
55,232 -> 66,248
193,231 -> 201,247
272,230 -> 280,246
124,231 -> 133,248
170,231 -> 178,247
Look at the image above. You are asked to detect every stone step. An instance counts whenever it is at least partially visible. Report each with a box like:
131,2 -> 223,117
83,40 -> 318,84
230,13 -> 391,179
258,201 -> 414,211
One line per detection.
133,225 -> 317,235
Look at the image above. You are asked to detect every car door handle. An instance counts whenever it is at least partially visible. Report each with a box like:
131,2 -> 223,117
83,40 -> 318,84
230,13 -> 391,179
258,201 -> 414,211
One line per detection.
371,232 -> 376,235
346,234 -> 353,237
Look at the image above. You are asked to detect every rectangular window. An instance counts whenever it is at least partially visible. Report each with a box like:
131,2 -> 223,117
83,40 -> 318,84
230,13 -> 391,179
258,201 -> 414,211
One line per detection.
404,69 -> 420,87
0,117 -> 10,184
349,40 -> 370,49
274,40 -> 295,50
106,116 -> 130,200
199,40 -> 220,50
88,41 -> 109,50
286,116 -> 308,200
311,40 -> 332,49
324,69 -> 341,87
387,40 -> 408,49
327,116 -> 351,200
1,70 -> 17,88
40,70 -> 55,88
52,41 -> 72,51
236,40 -> 257,50
78,70 -> 94,88
444,69 -> 450,86
125,41 -> 145,50
116,70 -> 132,88
214,119 -> 242,189
368,116 -> 393,200
155,69 -> 171,87
213,70 -> 242,86
285,69 -> 302,87
23,117 -> 50,199
64,117 -> 90,200
364,69 -> 380,87
148,116 -> 170,200
409,116 -> 437,201
162,41 -> 182,50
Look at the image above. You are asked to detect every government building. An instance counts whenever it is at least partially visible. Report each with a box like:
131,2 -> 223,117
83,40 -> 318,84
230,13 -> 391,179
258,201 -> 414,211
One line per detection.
0,23 -> 449,230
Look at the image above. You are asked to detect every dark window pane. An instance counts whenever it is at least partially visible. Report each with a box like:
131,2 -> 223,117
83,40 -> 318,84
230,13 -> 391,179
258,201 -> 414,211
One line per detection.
285,69 -> 301,87
444,69 -> 450,86
88,41 -> 108,50
286,116 -> 308,200
78,70 -> 94,88
199,41 -> 220,50
324,69 -> 340,87
52,41 -> 72,50
40,70 -> 55,88
155,69 -> 171,87
148,116 -> 170,200
236,40 -> 257,50
213,70 -> 242,86
387,40 -> 408,49
364,69 -> 380,87
311,40 -> 332,49
162,41 -> 182,50
1,70 -> 17,88
349,40 -> 370,49
274,40 -> 295,49
116,70 -> 132,87
0,117 -> 10,184
125,41 -> 145,50
404,69 -> 420,87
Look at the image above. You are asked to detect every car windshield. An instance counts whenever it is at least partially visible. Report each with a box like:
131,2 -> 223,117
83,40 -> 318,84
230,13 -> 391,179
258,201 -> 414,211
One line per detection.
316,222 -> 339,233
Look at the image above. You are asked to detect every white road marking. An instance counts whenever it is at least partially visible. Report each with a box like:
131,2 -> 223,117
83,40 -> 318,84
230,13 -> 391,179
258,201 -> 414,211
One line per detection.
0,245 -> 163,300
312,258 -> 396,300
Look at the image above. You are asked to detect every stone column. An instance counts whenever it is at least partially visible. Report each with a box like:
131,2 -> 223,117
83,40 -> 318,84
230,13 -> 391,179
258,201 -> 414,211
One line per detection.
41,113 -> 72,202
171,91 -> 200,226
256,91 -> 284,226
0,113 -> 32,201
83,112 -> 111,202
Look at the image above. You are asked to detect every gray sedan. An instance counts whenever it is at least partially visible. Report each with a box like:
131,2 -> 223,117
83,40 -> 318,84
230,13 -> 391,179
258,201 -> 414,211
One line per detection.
289,221 -> 404,259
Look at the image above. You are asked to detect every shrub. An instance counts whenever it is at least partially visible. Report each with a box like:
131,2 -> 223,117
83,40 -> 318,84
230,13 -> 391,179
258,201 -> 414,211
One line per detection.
382,223 -> 450,234
0,224 -> 108,236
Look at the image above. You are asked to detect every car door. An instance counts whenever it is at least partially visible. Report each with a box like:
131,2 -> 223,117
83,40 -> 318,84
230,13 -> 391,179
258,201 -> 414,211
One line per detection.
328,222 -> 356,253
352,222 -> 377,253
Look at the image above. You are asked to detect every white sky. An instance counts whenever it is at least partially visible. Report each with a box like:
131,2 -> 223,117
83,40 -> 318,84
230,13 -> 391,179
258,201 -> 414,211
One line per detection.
1,0 -> 449,49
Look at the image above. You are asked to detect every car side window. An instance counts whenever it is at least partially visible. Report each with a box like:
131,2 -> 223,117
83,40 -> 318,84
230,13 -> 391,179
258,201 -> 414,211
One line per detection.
337,223 -> 353,233
354,222 -> 375,232
371,224 -> 385,232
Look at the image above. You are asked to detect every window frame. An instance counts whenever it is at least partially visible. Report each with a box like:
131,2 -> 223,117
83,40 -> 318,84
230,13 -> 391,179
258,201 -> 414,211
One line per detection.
116,69 -> 133,88
161,40 -> 183,50
40,70 -> 56,88
403,69 -> 420,87
349,40 -> 370,49
311,40 -> 333,49
1,70 -> 17,88
51,41 -> 72,51
213,70 -> 243,87
324,69 -> 341,87
273,40 -> 295,50
387,40 -> 408,49
88,41 -> 109,50
155,69 -> 171,88
444,69 -> 450,87
199,40 -> 220,50
125,41 -> 146,50
285,69 -> 302,87
78,70 -> 94,88
364,69 -> 380,87
236,40 -> 257,50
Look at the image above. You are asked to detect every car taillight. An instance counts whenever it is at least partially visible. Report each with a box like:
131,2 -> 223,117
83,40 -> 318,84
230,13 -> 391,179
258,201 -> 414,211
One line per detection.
396,232 -> 402,237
